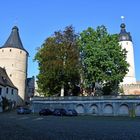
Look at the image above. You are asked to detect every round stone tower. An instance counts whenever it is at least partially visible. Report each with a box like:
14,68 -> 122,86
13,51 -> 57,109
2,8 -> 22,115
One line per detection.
119,23 -> 136,84
0,26 -> 28,104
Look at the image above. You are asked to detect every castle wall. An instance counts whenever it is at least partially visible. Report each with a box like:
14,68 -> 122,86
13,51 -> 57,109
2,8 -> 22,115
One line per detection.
122,83 -> 140,95
31,96 -> 140,117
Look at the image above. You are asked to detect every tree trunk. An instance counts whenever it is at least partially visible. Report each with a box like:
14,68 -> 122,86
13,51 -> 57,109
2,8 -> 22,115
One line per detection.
60,85 -> 64,96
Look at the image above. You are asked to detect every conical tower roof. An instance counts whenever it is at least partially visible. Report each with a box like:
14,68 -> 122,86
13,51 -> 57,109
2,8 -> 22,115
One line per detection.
1,26 -> 28,53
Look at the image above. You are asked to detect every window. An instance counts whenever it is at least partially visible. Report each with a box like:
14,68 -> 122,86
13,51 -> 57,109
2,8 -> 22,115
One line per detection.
11,89 -> 14,95
2,50 -> 4,52
0,88 -> 2,95
126,42 -> 128,45
20,51 -> 22,54
10,49 -> 12,52
10,74 -> 12,77
6,88 -> 8,94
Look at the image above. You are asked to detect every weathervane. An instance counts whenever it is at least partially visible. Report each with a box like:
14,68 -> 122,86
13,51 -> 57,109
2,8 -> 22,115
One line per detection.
121,16 -> 125,23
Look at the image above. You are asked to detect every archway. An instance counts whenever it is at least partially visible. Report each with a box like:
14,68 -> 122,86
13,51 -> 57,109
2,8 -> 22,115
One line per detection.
118,104 -> 129,116
135,104 -> 140,116
103,104 -> 113,116
76,104 -> 84,114
89,104 -> 98,115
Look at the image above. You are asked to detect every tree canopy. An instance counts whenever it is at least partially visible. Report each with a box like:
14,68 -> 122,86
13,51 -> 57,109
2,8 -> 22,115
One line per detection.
35,25 -> 129,96
34,26 -> 81,96
78,25 -> 129,95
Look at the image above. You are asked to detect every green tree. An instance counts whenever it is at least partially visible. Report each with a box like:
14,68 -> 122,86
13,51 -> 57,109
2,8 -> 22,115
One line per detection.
78,25 -> 129,95
35,26 -> 80,96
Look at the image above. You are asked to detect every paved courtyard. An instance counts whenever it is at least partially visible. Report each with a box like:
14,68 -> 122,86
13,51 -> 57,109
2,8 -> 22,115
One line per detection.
0,111 -> 140,140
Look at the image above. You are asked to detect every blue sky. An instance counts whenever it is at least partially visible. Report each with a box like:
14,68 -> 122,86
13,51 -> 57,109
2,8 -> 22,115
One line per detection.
0,0 -> 140,80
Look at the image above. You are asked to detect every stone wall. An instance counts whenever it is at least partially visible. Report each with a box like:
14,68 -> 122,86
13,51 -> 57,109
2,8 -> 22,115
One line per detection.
122,84 -> 140,95
31,96 -> 140,116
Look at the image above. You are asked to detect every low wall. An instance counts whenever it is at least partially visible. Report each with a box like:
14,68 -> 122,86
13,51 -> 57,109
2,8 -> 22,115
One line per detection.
31,96 -> 140,116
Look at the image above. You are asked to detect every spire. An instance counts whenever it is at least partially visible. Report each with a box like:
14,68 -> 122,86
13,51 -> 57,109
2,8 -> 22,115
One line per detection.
1,26 -> 28,53
119,20 -> 132,42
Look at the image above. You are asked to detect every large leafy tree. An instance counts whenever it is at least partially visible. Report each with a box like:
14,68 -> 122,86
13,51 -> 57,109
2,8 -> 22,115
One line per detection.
78,25 -> 129,95
35,26 -> 80,96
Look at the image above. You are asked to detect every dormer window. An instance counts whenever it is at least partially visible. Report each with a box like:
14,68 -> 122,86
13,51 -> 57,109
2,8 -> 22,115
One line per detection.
2,77 -> 7,83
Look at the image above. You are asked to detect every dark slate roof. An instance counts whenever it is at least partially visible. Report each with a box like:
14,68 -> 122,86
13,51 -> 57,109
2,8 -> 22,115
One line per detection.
0,67 -> 17,89
1,26 -> 28,53
119,23 -> 132,42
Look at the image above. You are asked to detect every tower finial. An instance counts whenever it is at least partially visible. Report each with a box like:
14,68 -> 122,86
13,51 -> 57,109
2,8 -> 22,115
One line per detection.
121,16 -> 125,23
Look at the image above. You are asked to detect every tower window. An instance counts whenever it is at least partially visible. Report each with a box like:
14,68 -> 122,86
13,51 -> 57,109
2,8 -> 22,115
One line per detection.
6,88 -> 9,94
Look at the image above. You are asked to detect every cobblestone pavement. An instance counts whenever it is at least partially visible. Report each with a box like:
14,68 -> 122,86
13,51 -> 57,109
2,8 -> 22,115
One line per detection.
0,111 -> 140,140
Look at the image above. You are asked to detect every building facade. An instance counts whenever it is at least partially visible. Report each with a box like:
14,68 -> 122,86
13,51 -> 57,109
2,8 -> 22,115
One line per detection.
26,76 -> 35,100
0,67 -> 18,112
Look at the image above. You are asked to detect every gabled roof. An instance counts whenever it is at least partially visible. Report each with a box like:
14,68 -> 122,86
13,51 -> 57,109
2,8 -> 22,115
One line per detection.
0,67 -> 17,89
1,26 -> 28,54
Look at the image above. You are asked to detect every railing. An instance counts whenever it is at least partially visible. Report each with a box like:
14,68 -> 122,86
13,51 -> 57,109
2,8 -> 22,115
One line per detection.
31,95 -> 140,101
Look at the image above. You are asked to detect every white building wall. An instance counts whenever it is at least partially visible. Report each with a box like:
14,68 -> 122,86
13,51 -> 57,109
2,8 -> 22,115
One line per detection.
0,48 -> 27,103
4,87 -> 18,103
119,41 -> 136,84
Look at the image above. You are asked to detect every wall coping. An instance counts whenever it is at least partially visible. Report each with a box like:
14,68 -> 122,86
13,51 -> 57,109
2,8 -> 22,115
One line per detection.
31,95 -> 140,101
